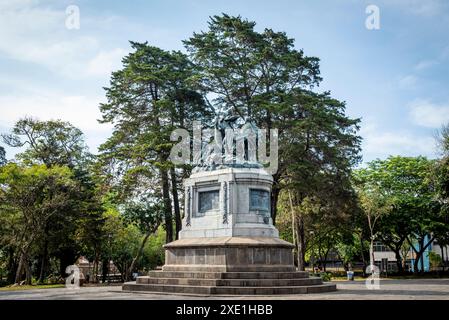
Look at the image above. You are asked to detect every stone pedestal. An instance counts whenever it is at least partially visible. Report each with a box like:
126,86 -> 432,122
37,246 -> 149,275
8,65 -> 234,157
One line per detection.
180,168 -> 278,239
123,167 -> 336,295
163,237 -> 295,272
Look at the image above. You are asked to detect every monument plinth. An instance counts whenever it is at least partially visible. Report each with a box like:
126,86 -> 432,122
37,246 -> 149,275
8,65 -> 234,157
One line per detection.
123,166 -> 336,295
123,116 -> 336,295
181,167 -> 277,239
162,167 -> 294,273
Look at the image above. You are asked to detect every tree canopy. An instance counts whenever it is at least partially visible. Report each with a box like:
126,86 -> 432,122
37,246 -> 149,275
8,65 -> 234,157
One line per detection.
2,117 -> 89,168
2,14 -> 448,286
354,156 -> 446,273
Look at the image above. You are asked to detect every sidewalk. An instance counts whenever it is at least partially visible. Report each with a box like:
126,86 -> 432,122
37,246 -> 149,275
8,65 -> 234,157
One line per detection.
0,279 -> 448,300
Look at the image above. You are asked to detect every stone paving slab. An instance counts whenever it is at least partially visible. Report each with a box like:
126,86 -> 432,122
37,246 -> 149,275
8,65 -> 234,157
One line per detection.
0,279 -> 448,300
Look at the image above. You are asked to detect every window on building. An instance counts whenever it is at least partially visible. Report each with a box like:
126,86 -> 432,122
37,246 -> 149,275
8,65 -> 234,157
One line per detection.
373,241 -> 388,252
198,190 -> 219,213
249,189 -> 270,213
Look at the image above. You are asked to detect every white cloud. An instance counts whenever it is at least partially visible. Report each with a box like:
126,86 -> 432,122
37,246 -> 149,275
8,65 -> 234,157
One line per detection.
0,0 -> 40,11
360,121 -> 437,162
414,59 -> 438,71
409,99 -> 449,128
0,3 -> 85,73
0,1 -> 126,79
413,45 -> 449,72
408,0 -> 444,16
86,48 -> 127,77
398,75 -> 418,89
0,91 -> 112,153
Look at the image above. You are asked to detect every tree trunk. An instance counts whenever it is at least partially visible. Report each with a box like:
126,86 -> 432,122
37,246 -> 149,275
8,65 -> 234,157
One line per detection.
369,236 -> 375,270
402,255 -> 407,272
7,247 -> 17,284
59,248 -> 76,278
294,225 -> 300,269
126,231 -> 152,281
160,168 -> 173,243
411,247 -> 420,274
37,223 -> 50,283
359,234 -> 367,277
419,236 -> 433,273
419,237 -> 425,272
441,246 -> 445,272
407,237 -> 419,273
120,263 -> 126,282
102,258 -> 109,283
420,250 -> 425,272
323,249 -> 330,272
38,240 -> 49,283
25,258 -> 32,285
413,253 -> 421,273
296,214 -> 306,271
15,239 -> 35,285
93,251 -> 100,283
288,191 -> 296,264
170,167 -> 182,239
413,236 -> 434,273
14,252 -> 25,284
393,248 -> 403,273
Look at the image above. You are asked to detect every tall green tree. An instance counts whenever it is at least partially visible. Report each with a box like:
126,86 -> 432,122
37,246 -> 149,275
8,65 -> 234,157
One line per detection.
432,125 -> 449,268
184,14 -> 361,226
2,117 -> 89,168
1,118 -> 104,282
99,41 -> 211,243
121,198 -> 163,280
99,209 -> 141,282
376,211 -> 410,273
355,156 -> 440,273
0,164 -> 77,284
184,15 -> 361,270
352,176 -> 392,271
284,177 -> 358,270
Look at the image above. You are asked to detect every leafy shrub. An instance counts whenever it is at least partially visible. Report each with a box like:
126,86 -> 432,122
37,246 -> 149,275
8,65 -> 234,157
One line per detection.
47,275 -> 65,284
319,272 -> 332,282
429,252 -> 443,268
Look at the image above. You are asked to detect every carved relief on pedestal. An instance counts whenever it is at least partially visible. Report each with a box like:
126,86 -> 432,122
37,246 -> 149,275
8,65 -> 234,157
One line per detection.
186,186 -> 192,227
222,181 -> 228,224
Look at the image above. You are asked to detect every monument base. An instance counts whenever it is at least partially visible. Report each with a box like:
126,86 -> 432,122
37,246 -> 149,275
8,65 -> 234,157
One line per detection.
123,237 -> 337,295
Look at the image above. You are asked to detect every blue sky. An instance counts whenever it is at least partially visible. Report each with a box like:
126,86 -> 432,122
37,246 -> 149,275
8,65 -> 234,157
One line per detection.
1,0 -> 449,164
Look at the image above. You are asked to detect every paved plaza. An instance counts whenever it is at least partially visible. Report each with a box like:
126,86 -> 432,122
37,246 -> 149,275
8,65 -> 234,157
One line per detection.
0,279 -> 448,300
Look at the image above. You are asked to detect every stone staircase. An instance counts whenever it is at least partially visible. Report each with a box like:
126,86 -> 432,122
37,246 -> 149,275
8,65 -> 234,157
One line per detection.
123,271 -> 336,295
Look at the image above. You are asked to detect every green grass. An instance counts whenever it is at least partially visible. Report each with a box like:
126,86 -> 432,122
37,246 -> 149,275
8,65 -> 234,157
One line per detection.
331,276 -> 367,281
0,284 -> 65,291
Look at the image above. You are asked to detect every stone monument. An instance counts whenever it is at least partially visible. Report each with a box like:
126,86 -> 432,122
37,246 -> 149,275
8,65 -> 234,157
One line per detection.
123,116 -> 336,295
